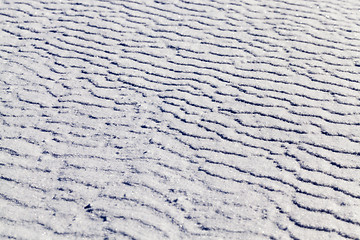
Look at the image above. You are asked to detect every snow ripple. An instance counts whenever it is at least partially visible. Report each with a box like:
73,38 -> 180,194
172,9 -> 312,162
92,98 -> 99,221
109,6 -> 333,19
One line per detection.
1,0 -> 360,239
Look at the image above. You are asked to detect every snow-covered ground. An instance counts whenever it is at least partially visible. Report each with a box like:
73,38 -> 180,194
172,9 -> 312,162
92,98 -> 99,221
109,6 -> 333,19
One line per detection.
1,0 -> 360,239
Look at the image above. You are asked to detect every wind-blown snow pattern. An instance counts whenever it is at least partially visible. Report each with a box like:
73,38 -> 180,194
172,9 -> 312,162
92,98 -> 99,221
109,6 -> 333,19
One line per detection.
1,0 -> 360,239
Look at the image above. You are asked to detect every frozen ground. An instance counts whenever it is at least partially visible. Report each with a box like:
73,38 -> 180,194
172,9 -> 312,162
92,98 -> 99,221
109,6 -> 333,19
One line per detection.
1,0 -> 360,239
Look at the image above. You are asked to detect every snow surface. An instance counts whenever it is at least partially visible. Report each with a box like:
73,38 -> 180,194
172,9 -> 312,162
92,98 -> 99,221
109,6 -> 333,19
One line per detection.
1,0 -> 360,239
